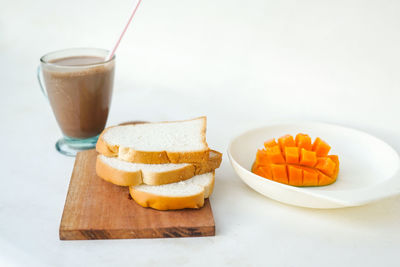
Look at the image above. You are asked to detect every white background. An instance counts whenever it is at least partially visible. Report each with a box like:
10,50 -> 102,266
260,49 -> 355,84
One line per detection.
1,0 -> 400,266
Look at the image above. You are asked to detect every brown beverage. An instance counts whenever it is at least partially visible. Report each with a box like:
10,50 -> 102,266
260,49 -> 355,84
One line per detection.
42,55 -> 115,139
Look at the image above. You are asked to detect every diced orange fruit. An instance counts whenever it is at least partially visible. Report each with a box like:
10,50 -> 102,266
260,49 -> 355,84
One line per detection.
278,135 -> 295,152
288,165 -> 302,186
295,133 -> 312,150
253,165 -> 272,178
264,139 -> 278,149
252,134 -> 339,187
255,149 -> 268,166
303,169 -> 319,186
318,173 -> 335,186
329,155 -> 339,165
252,166 -> 263,176
285,147 -> 299,164
270,164 -> 288,184
265,145 -> 285,164
315,157 -> 336,176
312,137 -> 331,157
300,148 -> 317,167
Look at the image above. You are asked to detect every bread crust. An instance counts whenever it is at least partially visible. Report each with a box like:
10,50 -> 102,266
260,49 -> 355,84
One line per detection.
96,131 -> 119,157
129,173 -> 215,210
96,117 -> 209,164
204,173 -> 215,199
129,187 -> 205,210
193,150 -> 222,175
96,151 -> 222,186
96,156 -> 143,186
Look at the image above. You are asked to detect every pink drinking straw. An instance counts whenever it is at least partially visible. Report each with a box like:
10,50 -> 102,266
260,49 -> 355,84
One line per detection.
107,0 -> 142,60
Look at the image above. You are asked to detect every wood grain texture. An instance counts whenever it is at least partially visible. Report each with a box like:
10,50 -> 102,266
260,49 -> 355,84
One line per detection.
59,150 -> 215,240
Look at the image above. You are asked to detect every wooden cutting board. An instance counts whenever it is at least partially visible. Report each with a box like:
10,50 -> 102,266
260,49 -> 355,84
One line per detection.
59,150 -> 215,240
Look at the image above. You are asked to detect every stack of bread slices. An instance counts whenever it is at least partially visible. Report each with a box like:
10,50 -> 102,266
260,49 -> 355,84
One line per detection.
95,117 -> 222,210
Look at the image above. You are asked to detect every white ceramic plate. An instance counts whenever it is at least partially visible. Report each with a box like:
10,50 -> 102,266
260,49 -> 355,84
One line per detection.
228,122 -> 400,208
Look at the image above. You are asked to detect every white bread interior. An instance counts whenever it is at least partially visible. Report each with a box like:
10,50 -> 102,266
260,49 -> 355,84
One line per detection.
129,172 -> 215,210
96,117 -> 209,164
96,150 -> 222,186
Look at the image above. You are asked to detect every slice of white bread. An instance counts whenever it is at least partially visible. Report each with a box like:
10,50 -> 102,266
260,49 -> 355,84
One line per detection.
96,117 -> 209,164
96,150 -> 222,186
129,172 -> 215,210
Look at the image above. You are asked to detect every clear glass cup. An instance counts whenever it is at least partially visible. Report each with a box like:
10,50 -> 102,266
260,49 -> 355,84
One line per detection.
37,48 -> 115,156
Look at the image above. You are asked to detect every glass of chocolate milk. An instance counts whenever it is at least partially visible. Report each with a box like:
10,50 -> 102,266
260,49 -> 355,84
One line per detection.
38,48 -> 115,156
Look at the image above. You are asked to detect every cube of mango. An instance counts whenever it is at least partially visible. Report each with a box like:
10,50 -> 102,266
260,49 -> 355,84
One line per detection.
303,169 -> 319,186
253,165 -> 272,179
271,164 -> 288,184
264,139 -> 278,149
288,165 -> 302,186
315,157 -> 336,176
312,137 -> 331,157
300,148 -> 317,167
295,133 -> 312,150
285,147 -> 299,164
266,145 -> 285,164
278,134 -> 295,152
318,173 -> 335,186
255,149 -> 268,166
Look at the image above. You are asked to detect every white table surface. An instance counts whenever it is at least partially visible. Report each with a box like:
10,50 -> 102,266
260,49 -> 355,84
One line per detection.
1,0 -> 400,266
